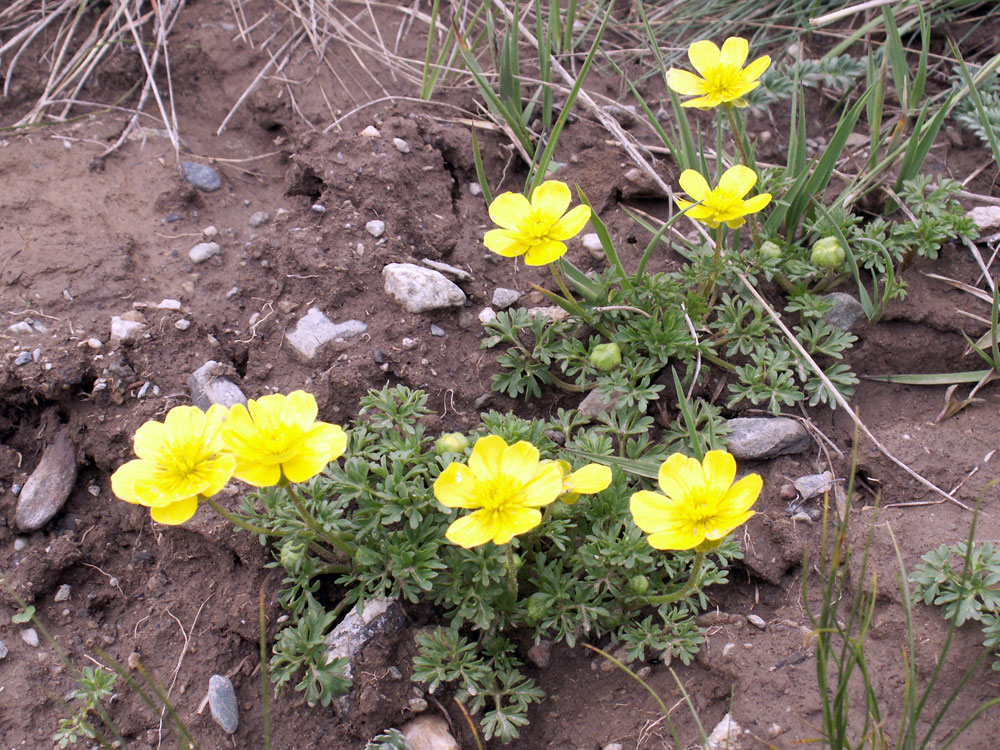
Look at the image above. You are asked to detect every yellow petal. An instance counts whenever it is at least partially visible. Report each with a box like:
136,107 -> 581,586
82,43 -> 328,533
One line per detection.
566,464 -> 612,493
446,511 -> 498,548
468,435 -> 507,480
720,473 -> 763,516
741,55 -> 771,83
657,453 -> 704,502
111,459 -> 150,505
678,170 -> 711,202
724,217 -> 748,229
718,165 -> 758,198
629,490 -> 675,534
247,394 -> 282,434
742,193 -> 772,213
150,496 -> 199,525
201,455 -> 236,498
434,463 -> 480,508
492,507 -> 542,544
647,524 -> 704,551
682,94 -> 723,110
530,180 -> 571,223
281,453 -> 329,484
233,458 -> 283,487
501,441 -> 541,483
484,229 -> 528,257
548,204 -> 591,241
285,390 -> 319,429
489,192 -> 532,230
133,420 -> 166,461
687,40 -> 721,77
702,450 -> 737,501
719,37 -> 749,71
519,462 -> 563,507
302,423 -> 348,464
163,405 -> 205,443
704,510 -> 755,541
667,68 -> 707,96
524,239 -> 567,266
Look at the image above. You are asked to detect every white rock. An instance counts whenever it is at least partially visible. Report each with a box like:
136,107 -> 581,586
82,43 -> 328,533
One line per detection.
249,211 -> 270,227
845,132 -> 869,148
393,137 -> 410,153
705,713 -> 743,750
311,203 -> 327,214
21,628 -> 39,648
189,241 -> 221,264
325,599 -> 405,683
157,299 -> 182,310
54,584 -> 71,602
525,306 -> 569,323
86,338 -> 103,349
360,125 -> 382,138
366,219 -> 386,238
285,307 -> 368,361
401,715 -> 459,750
7,321 -> 33,334
968,206 -> 1000,230
747,614 -> 766,630
478,307 -> 497,324
382,264 -> 466,313
468,182 -> 482,196
725,417 -> 811,459
110,314 -> 146,346
202,225 -> 218,238
188,361 -> 247,409
174,319 -> 192,331
582,233 -> 603,253
492,288 -> 520,309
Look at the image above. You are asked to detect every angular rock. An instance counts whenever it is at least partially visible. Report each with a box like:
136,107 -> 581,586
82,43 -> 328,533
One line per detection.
400,715 -> 460,750
8,321 -> 33,334
181,161 -> 222,192
188,361 -> 248,410
822,292 -> 866,331
492,288 -> 520,309
208,674 -> 239,734
0,640 -> 7,660
393,137 -> 410,153
15,430 -> 78,532
478,308 -> 497,324
582,232 -> 604,259
286,307 -> 368,361
705,712 -> 742,750
366,219 -> 386,238
325,599 -> 406,683
725,417 -> 811,460
578,389 -> 622,420
110,313 -> 146,346
525,306 -> 569,323
382,264 -> 466,313
968,205 -> 1000,230
189,241 -> 221,264
249,211 -> 270,227
21,629 -> 39,648
54,584 -> 71,603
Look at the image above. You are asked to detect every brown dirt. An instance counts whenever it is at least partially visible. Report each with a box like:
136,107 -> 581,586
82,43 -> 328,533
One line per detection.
3,2 -> 1000,749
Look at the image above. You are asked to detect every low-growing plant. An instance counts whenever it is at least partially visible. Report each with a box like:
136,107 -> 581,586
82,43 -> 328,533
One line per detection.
53,666 -> 119,749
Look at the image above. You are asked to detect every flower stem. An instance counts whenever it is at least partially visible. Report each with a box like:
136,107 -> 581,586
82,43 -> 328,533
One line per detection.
725,104 -> 761,243
550,263 -> 615,340
203,495 -> 278,537
643,549 -> 706,606
281,483 -> 354,557
504,545 -> 519,605
701,225 -> 726,303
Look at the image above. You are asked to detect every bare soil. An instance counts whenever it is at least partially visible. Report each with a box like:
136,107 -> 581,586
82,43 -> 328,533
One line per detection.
2,2 -> 1000,748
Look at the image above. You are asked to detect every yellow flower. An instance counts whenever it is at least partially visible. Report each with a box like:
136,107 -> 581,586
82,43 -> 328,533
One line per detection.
434,435 -> 563,548
483,180 -> 591,266
553,459 -> 612,504
111,405 -> 234,525
667,37 -> 770,109
676,165 -> 771,229
630,450 -> 761,551
221,391 -> 347,487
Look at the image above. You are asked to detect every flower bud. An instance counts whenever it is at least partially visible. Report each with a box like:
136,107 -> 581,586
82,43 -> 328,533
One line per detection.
525,593 -> 547,624
628,574 -> 650,596
435,432 -> 469,456
758,240 -> 782,260
810,236 -> 845,270
589,342 -> 622,372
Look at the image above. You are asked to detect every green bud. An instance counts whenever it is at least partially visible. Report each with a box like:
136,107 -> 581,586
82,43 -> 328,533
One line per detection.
810,236 -> 845,270
628,574 -> 650,596
758,240 -> 782,260
589,342 -> 622,372
434,432 -> 469,456
525,593 -> 547,624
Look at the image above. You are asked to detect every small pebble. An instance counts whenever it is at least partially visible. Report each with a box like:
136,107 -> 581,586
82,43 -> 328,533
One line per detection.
54,585 -> 71,602
604,744 -> 624,750
32,348 -> 41,362
747,614 -> 766,630
393,137 -> 410,153
14,536 -> 27,550
86,338 -> 103,349
401,337 -> 418,350
366,219 -> 386,238
311,203 -> 327,214
430,325 -> 445,337
360,125 -> 381,138
157,299 -> 182,310
87,484 -> 101,497
0,640 -> 7,659
407,697 -> 428,713
136,381 -> 151,399
492,288 -> 520,309
226,286 -> 240,299
8,321 -> 33,334
180,161 -> 222,192
22,629 -> 39,648
478,308 -> 497,324
14,351 -> 32,366
468,182 -> 482,196
208,675 -> 239,734
12,484 -> 23,497
202,225 -> 218,238
189,242 -> 221,264
165,213 -> 184,223
373,349 -> 387,364
526,640 -> 552,668
175,319 -> 192,331
249,211 -> 270,227
386,666 -> 402,680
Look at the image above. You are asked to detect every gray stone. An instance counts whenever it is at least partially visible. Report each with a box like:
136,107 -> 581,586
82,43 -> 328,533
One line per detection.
705,713 -> 743,750
582,232 -> 604,259
110,314 -> 146,345
157,299 -> 182,310
726,417 -> 811,460
15,430 -> 78,532
604,744 -> 624,750
360,125 -> 381,138
208,675 -> 239,734
794,471 -> 835,500
527,640 -> 552,668
21,629 -> 39,648
578,389 -> 622,420
0,640 -> 7,659
188,361 -> 247,410
311,203 -> 327,214
54,585 -> 71,603
382,264 -> 466,313
366,219 -> 386,238
492,288 -> 520,309
286,307 -> 368,361
325,599 -> 406,684
823,292 -> 866,331
189,241 -> 221,264
525,306 -> 569,323
422,258 -> 471,281
747,614 -> 766,630
8,321 -> 33,334
400,715 -> 459,750
249,211 -> 270,227
393,137 -> 410,153
13,537 -> 26,551
180,161 -> 222,192
430,325 -> 445,337
14,351 -> 31,366
31,348 -> 41,362
174,319 -> 192,331
468,182 -> 482,196
478,308 -> 497,324
86,338 -> 103,349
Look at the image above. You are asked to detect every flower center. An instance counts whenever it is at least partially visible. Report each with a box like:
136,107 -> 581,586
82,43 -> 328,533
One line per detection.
703,67 -> 742,101
479,475 -> 522,512
705,188 -> 743,216
521,210 -> 553,243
